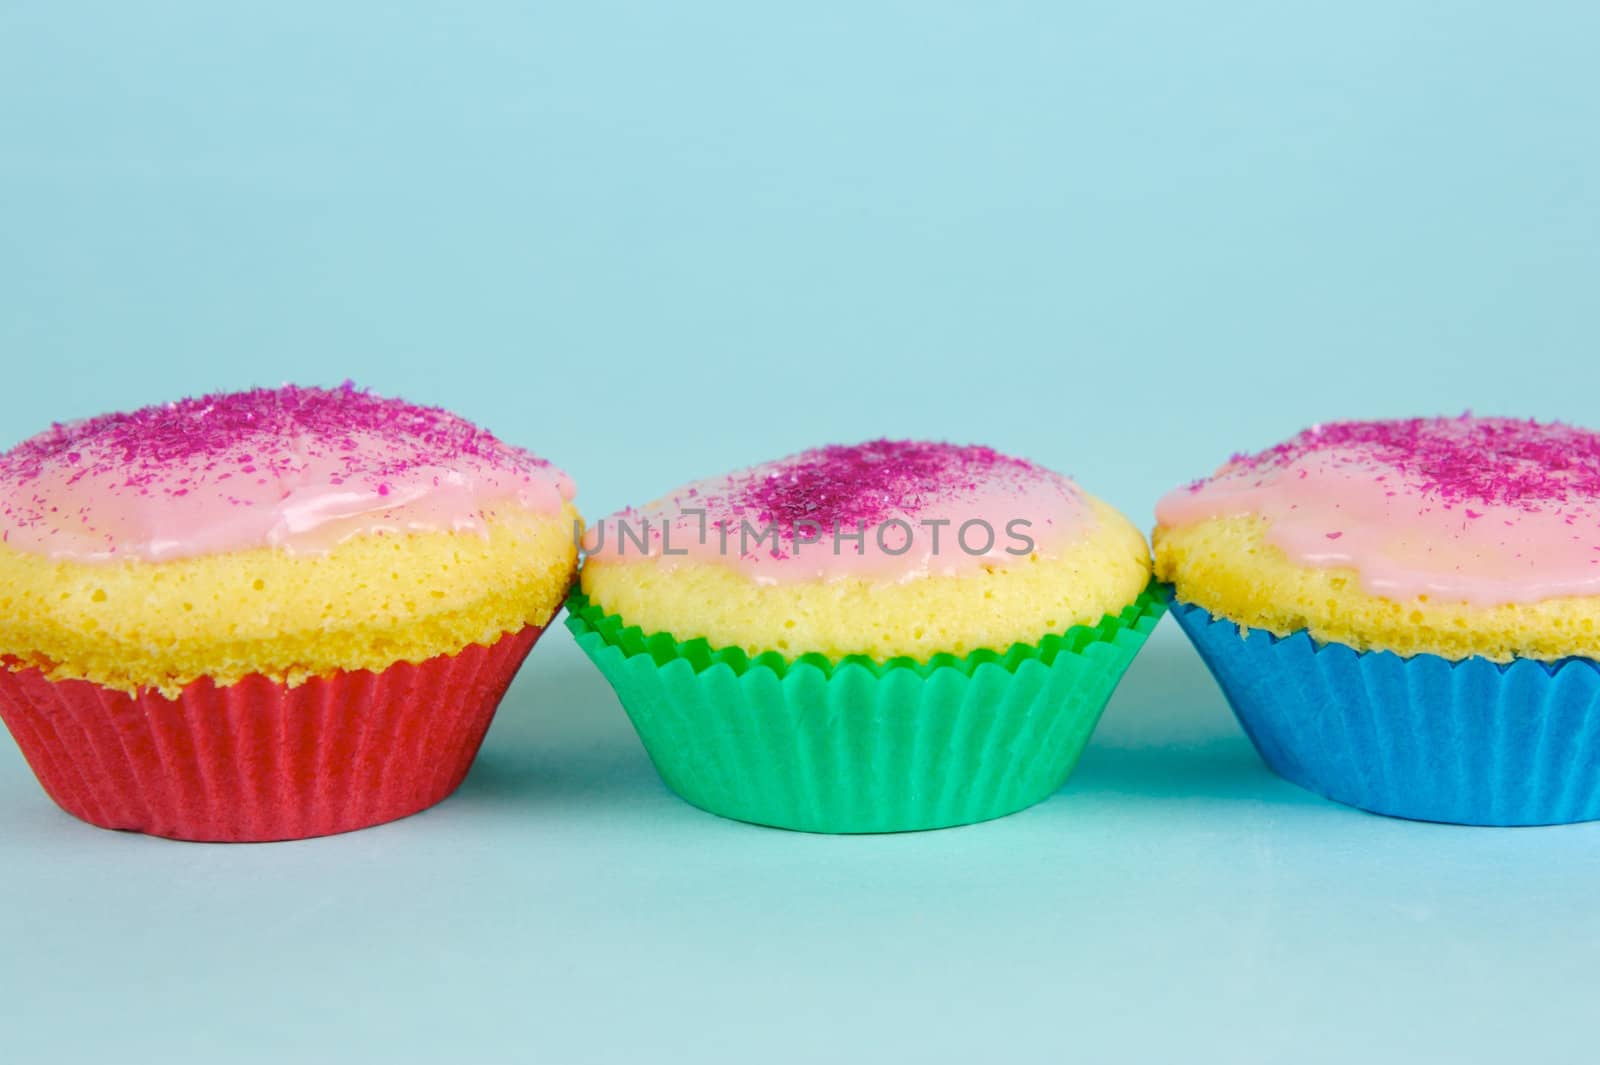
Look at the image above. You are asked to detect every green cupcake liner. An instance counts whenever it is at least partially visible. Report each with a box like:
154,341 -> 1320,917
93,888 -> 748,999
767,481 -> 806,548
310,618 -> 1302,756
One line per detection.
565,582 -> 1166,833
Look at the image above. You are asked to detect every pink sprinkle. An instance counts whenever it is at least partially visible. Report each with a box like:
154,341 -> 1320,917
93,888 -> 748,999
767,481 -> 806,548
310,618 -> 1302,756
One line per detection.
0,385 -> 562,548
1225,415 -> 1600,511
1326,531 -> 1343,540
738,440 -> 1046,531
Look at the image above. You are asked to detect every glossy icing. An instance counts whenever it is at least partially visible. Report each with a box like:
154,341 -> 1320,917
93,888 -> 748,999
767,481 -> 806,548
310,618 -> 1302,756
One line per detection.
0,384 -> 575,563
585,439 -> 1095,584
1156,416 -> 1600,604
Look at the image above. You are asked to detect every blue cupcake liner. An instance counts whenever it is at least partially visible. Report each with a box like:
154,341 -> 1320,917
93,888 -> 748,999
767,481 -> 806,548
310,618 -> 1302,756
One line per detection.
1169,593 -> 1600,826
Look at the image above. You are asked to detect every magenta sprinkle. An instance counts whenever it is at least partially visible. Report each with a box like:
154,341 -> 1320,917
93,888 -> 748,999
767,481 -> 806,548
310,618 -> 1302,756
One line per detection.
2,385 -> 544,480
733,440 -> 1046,531
1230,416 -> 1600,510
0,384 -> 554,536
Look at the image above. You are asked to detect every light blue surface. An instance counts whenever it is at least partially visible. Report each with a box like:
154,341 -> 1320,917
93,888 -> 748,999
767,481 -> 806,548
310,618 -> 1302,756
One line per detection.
2,3 -> 1597,1062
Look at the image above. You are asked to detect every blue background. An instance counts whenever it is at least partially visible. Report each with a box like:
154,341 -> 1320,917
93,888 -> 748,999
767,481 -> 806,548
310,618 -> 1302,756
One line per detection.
2,4 -> 1597,1062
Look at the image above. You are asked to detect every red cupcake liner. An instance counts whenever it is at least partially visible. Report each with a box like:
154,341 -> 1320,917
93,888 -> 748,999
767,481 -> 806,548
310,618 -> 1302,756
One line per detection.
0,626 -> 542,842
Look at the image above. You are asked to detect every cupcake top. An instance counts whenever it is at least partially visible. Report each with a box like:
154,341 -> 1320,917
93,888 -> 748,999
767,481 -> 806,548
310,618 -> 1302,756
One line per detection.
0,383 -> 576,564
582,439 -> 1151,661
585,439 -> 1096,584
1156,415 -> 1600,605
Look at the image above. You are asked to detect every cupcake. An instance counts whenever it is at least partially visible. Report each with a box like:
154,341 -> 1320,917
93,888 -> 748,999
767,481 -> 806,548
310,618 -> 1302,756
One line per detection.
568,439 -> 1162,833
1156,416 -> 1600,826
0,384 -> 580,841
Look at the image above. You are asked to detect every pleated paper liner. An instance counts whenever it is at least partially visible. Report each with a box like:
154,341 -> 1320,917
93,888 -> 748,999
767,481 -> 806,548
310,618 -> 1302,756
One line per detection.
566,584 -> 1166,833
1169,593 -> 1600,826
0,625 -> 543,842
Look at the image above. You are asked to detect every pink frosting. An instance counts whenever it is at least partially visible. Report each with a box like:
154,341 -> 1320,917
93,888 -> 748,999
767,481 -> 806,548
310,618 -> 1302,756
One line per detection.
1156,416 -> 1600,605
586,439 -> 1095,584
0,383 -> 576,563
